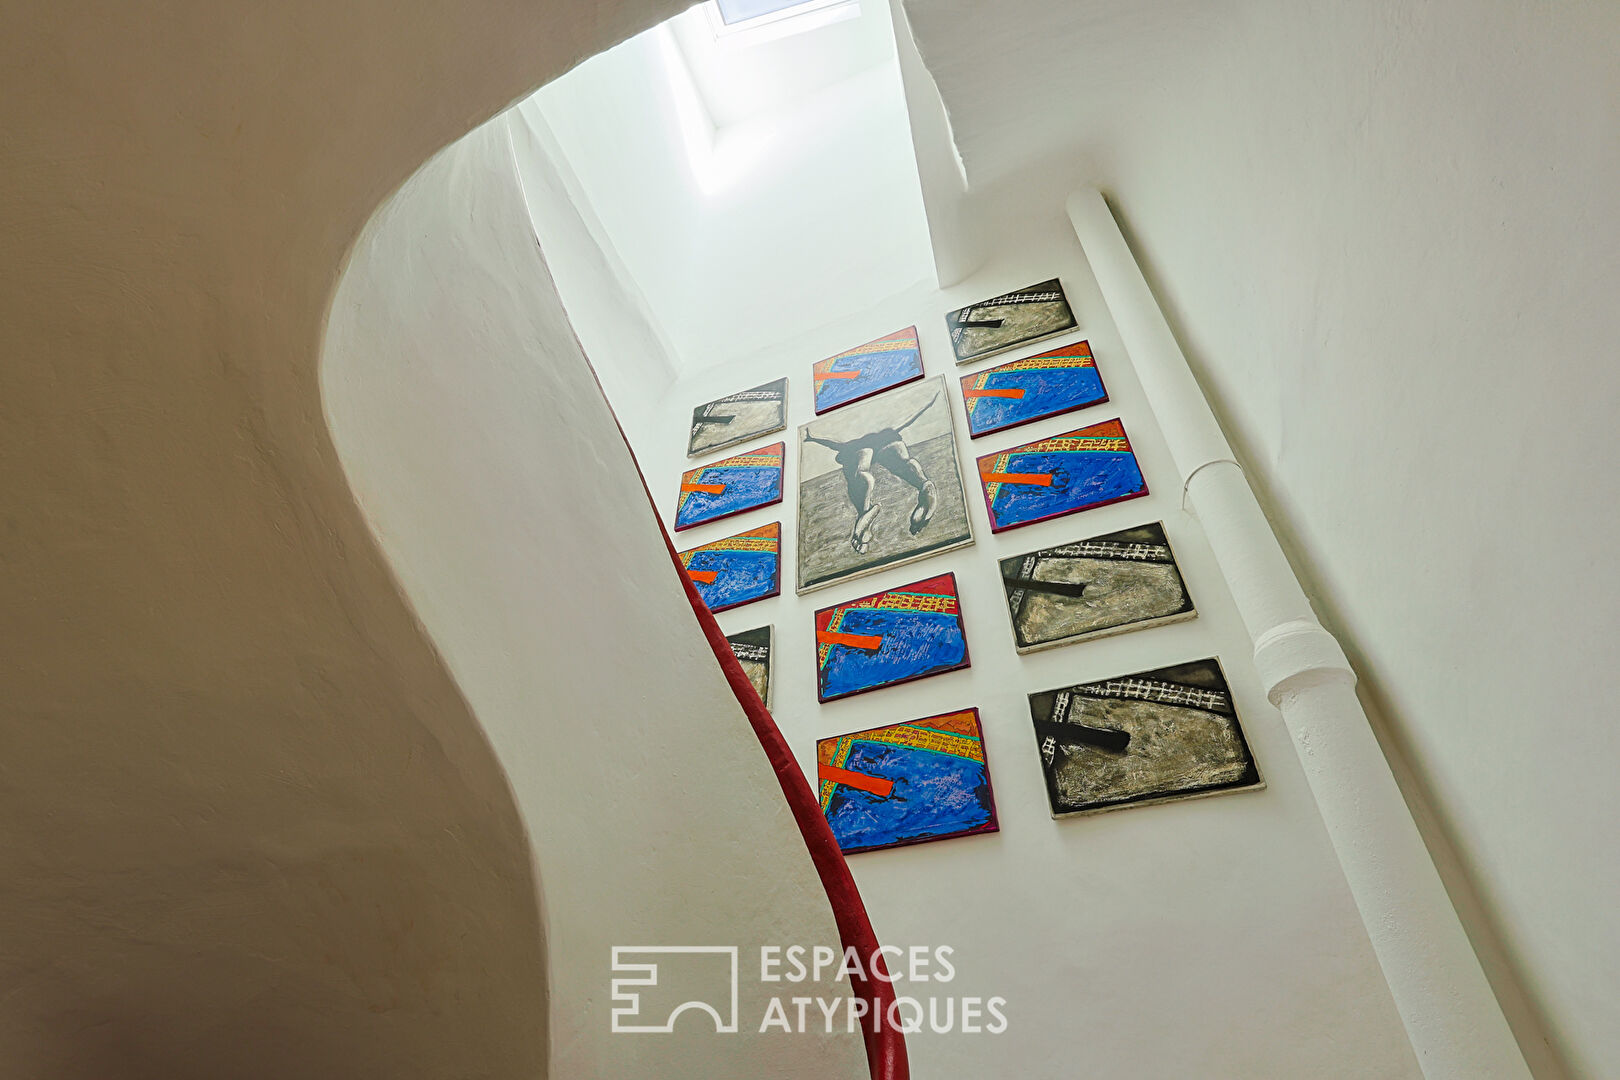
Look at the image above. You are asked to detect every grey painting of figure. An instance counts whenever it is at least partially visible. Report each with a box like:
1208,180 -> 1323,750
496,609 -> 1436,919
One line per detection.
1028,658 -> 1262,818
946,277 -> 1077,365
725,625 -> 772,708
1000,521 -> 1195,653
688,377 -> 788,457
796,376 -> 973,593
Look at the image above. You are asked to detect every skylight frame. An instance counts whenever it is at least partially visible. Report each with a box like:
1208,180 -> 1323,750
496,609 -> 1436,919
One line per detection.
703,0 -> 861,43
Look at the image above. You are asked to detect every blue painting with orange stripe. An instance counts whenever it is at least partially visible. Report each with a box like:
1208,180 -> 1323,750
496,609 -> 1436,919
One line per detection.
975,418 -> 1147,532
959,340 -> 1106,438
816,708 -> 998,854
813,573 -> 969,702
678,523 -> 780,613
812,327 -> 925,414
673,441 -> 784,530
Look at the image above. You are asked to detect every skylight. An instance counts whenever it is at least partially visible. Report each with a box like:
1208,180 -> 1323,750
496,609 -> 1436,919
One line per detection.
709,0 -> 860,39
714,0 -> 815,26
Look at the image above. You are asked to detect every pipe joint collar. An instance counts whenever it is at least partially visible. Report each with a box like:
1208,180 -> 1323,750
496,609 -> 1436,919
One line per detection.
1252,618 -> 1355,705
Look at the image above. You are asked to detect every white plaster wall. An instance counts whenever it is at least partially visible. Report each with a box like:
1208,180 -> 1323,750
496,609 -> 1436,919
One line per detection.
636,209 -> 1422,1078
321,119 -> 867,1080
532,26 -> 710,372
532,15 -> 935,373
508,100 -> 680,438
906,2 -> 1620,1073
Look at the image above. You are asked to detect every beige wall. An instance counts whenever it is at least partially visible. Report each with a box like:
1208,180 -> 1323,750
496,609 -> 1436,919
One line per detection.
0,0 -> 673,1074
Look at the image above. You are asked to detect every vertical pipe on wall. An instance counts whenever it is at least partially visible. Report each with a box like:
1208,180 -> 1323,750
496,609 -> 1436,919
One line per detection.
1065,187 -> 1531,1080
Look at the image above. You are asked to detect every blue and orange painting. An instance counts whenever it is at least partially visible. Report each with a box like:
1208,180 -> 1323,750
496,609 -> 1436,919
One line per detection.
673,441 -> 784,531
959,339 -> 1107,438
817,708 -> 999,854
812,327 -> 925,414
814,573 -> 969,702
976,419 -> 1147,533
678,522 -> 781,613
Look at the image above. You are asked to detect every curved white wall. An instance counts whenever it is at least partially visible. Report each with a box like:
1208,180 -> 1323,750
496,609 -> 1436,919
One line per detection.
321,117 -> 869,1079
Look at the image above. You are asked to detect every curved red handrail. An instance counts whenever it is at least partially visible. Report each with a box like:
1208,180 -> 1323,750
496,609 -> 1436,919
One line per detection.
654,528 -> 911,1080
586,339 -> 908,1078
615,437 -> 909,1079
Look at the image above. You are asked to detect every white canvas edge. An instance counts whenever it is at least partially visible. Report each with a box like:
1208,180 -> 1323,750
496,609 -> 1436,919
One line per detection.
1012,607 -> 1198,655
1046,776 -> 1267,820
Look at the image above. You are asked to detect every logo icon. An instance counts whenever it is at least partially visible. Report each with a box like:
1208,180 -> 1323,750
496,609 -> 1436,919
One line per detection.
610,946 -> 739,1034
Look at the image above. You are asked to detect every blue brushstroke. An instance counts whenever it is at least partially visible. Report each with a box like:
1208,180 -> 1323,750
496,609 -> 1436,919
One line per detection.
819,607 -> 966,700
826,741 -> 993,852
966,365 -> 1106,434
674,464 -> 782,529
816,346 -> 923,411
989,449 -> 1144,528
687,548 -> 778,611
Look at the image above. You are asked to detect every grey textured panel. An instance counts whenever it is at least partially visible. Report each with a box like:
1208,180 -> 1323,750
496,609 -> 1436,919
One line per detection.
1001,522 -> 1194,652
688,377 -> 788,456
1029,659 -> 1262,817
796,376 -> 973,593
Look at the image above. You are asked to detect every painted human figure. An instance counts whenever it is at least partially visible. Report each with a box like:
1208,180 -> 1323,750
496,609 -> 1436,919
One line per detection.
803,393 -> 941,553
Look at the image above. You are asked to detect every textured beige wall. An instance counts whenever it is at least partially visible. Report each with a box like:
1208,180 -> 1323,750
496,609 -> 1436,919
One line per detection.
0,1 -> 675,1074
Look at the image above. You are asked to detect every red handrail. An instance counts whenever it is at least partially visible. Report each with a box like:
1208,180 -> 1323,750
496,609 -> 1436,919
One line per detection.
601,379 -> 909,1080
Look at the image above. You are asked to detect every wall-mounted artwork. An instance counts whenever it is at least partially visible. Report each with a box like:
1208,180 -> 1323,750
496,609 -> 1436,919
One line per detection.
814,572 -> 969,702
797,376 -> 973,593
687,377 -> 788,457
975,418 -> 1147,533
1028,658 -> 1262,817
677,523 -> 781,612
945,277 -> 1077,365
725,625 -> 773,708
959,339 -> 1107,439
817,708 -> 999,854
674,442 -> 784,531
1001,522 -> 1194,653
812,327 -> 925,415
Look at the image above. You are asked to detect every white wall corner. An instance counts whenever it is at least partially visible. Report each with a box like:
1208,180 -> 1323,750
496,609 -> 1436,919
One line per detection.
887,0 -> 985,288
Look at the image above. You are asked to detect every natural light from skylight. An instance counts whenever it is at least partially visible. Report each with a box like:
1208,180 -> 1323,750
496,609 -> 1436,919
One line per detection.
714,0 -> 833,26
707,0 -> 860,42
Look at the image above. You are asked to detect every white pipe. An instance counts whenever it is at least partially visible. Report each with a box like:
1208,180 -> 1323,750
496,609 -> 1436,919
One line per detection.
1066,187 -> 1531,1079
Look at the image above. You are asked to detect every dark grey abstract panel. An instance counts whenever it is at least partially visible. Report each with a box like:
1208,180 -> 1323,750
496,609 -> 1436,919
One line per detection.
1000,522 -> 1194,653
1028,659 -> 1262,817
946,278 -> 1077,365
796,376 -> 973,593
725,625 -> 773,708
687,377 -> 788,457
